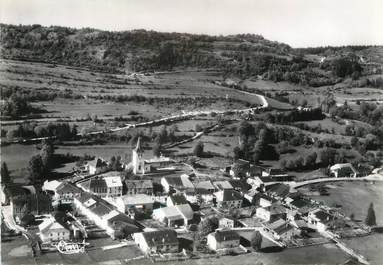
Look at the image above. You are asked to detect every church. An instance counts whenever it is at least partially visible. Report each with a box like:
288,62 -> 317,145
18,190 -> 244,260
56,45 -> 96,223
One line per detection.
132,138 -> 174,175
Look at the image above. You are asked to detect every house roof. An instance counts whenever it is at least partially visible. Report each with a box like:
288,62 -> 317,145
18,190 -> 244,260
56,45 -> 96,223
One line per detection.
39,217 -> 67,233
213,181 -> 233,190
212,230 -> 240,242
140,229 -> 178,247
266,218 -> 287,231
274,223 -> 295,235
125,179 -> 153,190
313,210 -> 334,223
104,176 -> 122,188
163,175 -> 194,190
229,180 -> 251,192
266,183 -> 290,198
90,178 -> 107,190
169,193 -> 188,205
42,180 -> 62,192
267,204 -> 287,215
153,204 -> 194,220
56,182 -> 82,195
265,168 -> 287,176
330,163 -> 353,171
215,190 -> 243,202
122,194 -> 154,205
194,181 -> 215,190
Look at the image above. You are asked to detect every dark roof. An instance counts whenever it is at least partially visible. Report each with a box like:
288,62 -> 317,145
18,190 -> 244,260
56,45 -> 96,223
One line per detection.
265,168 -> 286,175
213,230 -> 240,242
314,210 -> 334,223
164,177 -> 183,187
236,159 -> 250,166
89,178 -> 107,190
266,183 -> 290,198
76,192 -> 94,203
125,179 -> 153,190
290,198 -> 310,209
169,194 -> 188,205
56,183 -> 82,195
141,229 -> 178,247
222,190 -> 242,201
229,180 -> 251,192
274,223 -> 295,235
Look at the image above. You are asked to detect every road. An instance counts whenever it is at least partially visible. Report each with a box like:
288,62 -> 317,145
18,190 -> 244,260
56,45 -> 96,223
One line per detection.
3,93 -> 268,144
264,173 -> 383,191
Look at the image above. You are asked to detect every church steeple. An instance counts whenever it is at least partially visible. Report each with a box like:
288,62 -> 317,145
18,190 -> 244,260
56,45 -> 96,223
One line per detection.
134,137 -> 143,154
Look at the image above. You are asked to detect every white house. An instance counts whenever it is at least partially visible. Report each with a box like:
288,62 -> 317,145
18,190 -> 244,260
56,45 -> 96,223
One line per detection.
77,174 -> 123,198
133,229 -> 179,254
161,175 -> 194,193
152,204 -> 194,227
207,230 -> 240,251
256,203 -> 287,222
214,190 -> 242,209
74,193 -> 139,239
219,217 -> 235,229
104,194 -> 155,213
104,176 -> 123,197
38,216 -> 70,243
308,209 -> 335,232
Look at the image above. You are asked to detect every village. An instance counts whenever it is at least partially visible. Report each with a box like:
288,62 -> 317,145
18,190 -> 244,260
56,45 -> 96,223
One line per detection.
2,135 -> 382,265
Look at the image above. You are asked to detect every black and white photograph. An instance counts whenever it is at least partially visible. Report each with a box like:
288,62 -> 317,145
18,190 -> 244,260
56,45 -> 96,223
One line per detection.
0,1 -> 382,264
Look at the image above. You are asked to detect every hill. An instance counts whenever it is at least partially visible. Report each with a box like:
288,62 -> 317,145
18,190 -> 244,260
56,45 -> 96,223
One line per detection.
0,24 -> 382,87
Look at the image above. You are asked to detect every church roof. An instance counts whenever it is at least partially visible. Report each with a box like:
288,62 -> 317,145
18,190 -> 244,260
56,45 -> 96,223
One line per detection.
134,137 -> 143,153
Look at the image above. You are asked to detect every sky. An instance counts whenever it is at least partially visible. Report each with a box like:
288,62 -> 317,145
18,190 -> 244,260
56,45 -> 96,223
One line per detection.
0,0 -> 382,47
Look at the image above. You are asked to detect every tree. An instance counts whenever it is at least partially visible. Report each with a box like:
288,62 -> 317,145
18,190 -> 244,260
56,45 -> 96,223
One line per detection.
194,141 -> 204,157
198,217 -> 218,237
250,231 -> 263,251
153,143 -> 161,157
40,140 -> 54,171
28,155 -> 45,184
1,162 -> 11,184
365,202 -> 376,226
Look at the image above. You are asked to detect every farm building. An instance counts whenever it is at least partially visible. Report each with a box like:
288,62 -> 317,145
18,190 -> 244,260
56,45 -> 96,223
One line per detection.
125,179 -> 153,195
214,190 -> 243,209
38,216 -> 70,243
152,204 -> 194,227
207,230 -> 240,250
329,163 -> 359,178
133,229 -> 179,254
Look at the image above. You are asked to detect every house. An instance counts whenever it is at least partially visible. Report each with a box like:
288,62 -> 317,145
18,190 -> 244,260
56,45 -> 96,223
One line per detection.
252,193 -> 276,208
229,159 -> 250,178
229,180 -> 251,193
132,138 -> 174,175
77,174 -> 122,198
161,175 -> 194,193
38,216 -> 70,243
183,189 -> 214,205
330,163 -> 359,178
74,193 -> 139,239
207,230 -> 240,250
125,179 -> 153,195
219,217 -> 235,229
266,183 -> 291,200
167,193 -> 188,207
54,182 -> 83,204
214,190 -> 242,209
152,204 -> 194,227
308,209 -> 336,232
85,157 -> 108,175
194,181 -> 215,193
213,181 -> 233,191
262,168 -> 287,177
133,229 -> 179,254
104,176 -> 123,197
274,223 -> 300,241
246,177 -> 265,192
256,203 -> 287,222
105,194 -> 154,213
